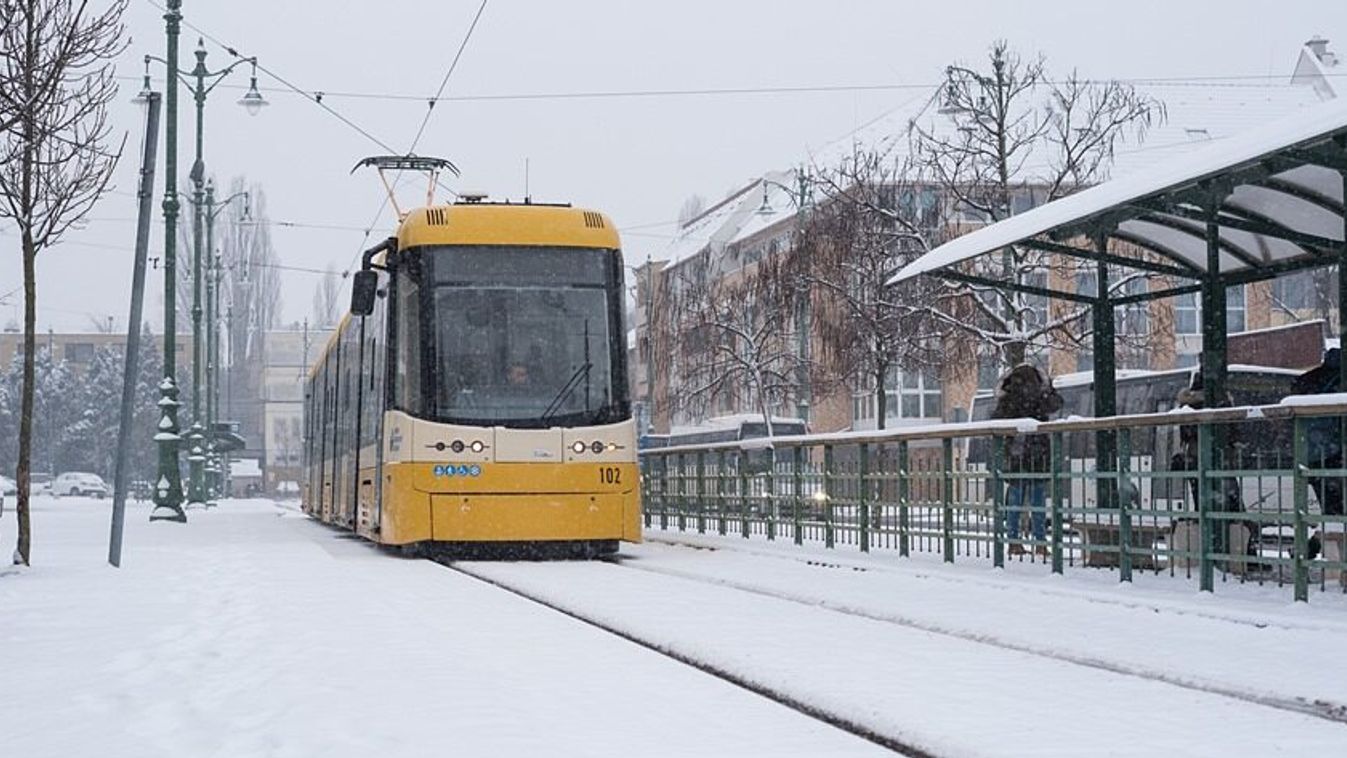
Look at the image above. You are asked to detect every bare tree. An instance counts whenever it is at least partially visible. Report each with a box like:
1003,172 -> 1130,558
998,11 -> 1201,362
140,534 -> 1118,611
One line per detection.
311,263 -> 341,329
665,249 -> 803,436
910,40 -> 1163,370
797,148 -> 950,429
0,0 -> 127,565
677,194 -> 706,226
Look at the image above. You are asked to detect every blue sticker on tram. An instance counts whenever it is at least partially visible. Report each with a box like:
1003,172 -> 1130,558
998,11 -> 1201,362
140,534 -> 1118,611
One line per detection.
433,464 -> 481,478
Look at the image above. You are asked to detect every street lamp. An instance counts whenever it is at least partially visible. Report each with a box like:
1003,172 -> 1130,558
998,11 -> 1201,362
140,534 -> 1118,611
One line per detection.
141,25 -> 265,514
202,179 -> 248,501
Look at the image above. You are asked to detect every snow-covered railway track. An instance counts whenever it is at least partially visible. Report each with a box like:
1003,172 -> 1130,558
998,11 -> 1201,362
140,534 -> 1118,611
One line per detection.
601,555 -> 1347,726
435,557 -> 931,757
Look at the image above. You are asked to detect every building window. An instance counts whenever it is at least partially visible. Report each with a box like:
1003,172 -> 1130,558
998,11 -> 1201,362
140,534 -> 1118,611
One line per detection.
1176,284 -> 1245,336
1176,291 -> 1200,335
1115,278 -> 1149,337
853,367 -> 942,422
64,342 -> 95,363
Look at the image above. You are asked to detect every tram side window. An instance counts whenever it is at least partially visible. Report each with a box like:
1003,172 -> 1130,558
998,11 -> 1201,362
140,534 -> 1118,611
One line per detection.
343,327 -> 359,456
393,269 -> 421,414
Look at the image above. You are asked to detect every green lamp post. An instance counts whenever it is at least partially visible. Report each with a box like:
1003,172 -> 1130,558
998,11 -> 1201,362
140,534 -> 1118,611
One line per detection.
203,180 -> 249,501
143,10 -> 266,516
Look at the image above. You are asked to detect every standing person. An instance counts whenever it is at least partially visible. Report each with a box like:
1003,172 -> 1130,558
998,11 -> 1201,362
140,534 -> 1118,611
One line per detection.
1173,370 -> 1245,556
992,365 -> 1064,556
1291,348 -> 1344,559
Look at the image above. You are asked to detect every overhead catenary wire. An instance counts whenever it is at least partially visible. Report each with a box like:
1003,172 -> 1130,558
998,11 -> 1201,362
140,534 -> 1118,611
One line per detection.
341,0 -> 490,277
114,71 -> 1347,105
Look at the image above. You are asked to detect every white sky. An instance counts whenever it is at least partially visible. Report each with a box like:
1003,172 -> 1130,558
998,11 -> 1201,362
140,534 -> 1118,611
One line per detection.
2,0 -> 1345,331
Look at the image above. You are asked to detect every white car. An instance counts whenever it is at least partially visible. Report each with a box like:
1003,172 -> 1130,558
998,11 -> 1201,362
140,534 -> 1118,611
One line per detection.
52,472 -> 110,498
0,475 -> 15,496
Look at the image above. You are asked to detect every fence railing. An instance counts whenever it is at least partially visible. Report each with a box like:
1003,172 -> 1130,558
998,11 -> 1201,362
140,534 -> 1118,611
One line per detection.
639,401 -> 1347,602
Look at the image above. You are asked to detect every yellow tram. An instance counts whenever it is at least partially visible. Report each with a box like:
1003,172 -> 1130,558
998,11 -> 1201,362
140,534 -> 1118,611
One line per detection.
302,198 -> 641,554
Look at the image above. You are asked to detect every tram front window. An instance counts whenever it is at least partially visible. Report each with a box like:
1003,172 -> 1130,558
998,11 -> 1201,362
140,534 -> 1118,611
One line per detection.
419,246 -> 626,428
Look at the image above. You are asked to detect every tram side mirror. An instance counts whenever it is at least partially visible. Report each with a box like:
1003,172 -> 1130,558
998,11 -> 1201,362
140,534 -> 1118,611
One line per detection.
350,270 -> 377,316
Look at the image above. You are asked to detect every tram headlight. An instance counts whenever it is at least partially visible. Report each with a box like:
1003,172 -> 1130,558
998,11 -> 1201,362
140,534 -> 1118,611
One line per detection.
572,440 -> 587,454
450,440 -> 465,454
470,440 -> 485,453
591,441 -> 605,454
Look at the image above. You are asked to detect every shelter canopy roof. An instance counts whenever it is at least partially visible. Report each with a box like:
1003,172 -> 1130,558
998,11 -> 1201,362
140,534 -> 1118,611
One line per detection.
890,97 -> 1347,290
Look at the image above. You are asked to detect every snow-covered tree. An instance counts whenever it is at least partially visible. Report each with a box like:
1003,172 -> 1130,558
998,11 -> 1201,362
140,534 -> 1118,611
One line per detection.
0,0 -> 128,564
665,249 -> 804,437
909,40 -> 1164,370
311,263 -> 341,329
795,149 -> 950,429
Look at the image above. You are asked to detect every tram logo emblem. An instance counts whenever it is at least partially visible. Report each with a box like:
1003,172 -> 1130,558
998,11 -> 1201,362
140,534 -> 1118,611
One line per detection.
434,464 -> 481,478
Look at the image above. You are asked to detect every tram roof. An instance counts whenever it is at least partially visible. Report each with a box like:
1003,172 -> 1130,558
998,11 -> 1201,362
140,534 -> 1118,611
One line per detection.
889,95 -> 1347,297
398,203 -> 621,250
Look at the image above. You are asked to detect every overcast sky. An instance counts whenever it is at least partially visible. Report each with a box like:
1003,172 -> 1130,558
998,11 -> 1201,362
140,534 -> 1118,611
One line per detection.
2,0 -> 1345,332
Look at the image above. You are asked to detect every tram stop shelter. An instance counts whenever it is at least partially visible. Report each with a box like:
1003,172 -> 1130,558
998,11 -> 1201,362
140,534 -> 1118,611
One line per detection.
891,96 -> 1347,424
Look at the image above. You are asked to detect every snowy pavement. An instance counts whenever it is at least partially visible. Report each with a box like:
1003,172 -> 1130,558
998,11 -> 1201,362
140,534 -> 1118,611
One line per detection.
465,558 -> 1347,757
0,497 -> 886,757
4,498 -> 1345,757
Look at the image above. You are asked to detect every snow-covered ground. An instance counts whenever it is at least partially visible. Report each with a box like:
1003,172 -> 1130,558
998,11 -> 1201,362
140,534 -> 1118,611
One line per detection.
0,497 -> 885,757
3,497 -> 1345,757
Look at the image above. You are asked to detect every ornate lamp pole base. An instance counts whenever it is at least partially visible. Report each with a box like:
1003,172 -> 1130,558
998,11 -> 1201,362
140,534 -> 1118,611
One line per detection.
186,421 -> 207,507
150,376 -> 186,522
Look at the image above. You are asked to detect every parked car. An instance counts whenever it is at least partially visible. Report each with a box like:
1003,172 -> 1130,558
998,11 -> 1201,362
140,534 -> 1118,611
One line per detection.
30,472 -> 53,495
0,475 -> 16,496
52,472 -> 110,498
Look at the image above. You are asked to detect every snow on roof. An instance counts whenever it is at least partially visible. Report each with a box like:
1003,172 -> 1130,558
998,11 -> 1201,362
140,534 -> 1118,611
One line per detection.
1291,37 -> 1340,101
656,64 -> 1328,273
891,94 -> 1347,286
230,459 -> 262,478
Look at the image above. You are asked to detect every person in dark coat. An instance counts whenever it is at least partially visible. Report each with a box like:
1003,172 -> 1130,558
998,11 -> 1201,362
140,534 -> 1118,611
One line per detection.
1291,348 -> 1344,518
1291,348 -> 1343,560
1173,370 -> 1245,556
991,364 -> 1063,556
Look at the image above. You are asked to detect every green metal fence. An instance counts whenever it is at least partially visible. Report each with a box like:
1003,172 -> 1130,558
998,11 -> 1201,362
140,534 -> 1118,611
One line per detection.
639,403 -> 1347,602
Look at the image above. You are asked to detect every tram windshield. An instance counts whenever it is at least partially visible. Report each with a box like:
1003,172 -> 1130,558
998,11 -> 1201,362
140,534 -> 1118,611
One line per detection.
403,245 -> 629,428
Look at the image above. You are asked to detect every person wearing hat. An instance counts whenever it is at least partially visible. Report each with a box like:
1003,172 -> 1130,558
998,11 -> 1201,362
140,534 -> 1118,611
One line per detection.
991,364 -> 1063,556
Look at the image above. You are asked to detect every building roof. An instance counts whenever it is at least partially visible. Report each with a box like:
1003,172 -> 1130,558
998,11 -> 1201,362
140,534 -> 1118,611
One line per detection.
890,94 -> 1347,288
654,41 -> 1336,273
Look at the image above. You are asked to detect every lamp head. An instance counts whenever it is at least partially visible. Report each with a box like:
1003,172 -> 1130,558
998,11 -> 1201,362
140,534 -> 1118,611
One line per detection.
237,62 -> 268,116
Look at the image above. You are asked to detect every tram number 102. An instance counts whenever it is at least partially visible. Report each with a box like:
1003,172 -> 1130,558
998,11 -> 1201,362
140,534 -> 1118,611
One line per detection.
599,467 -> 622,485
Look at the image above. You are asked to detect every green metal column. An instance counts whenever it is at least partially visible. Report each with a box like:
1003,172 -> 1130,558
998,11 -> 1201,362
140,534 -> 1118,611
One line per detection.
858,443 -> 870,553
184,39 -> 209,507
765,448 -> 776,542
823,444 -> 835,549
151,0 -> 186,522
203,183 -> 217,499
739,449 -> 750,539
1197,422 -> 1215,592
1050,431 -> 1064,574
792,446 -> 803,546
991,435 -> 1005,568
1092,234 -> 1117,512
1200,196 -> 1229,411
896,440 -> 909,557
1292,417 -> 1310,602
1338,161 -> 1347,392
942,437 -> 955,562
695,451 -> 706,534
1118,429 -> 1133,582
717,450 -> 728,536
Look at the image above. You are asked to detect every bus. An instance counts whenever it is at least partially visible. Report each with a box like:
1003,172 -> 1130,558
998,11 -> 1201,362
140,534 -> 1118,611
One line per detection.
303,199 -> 640,555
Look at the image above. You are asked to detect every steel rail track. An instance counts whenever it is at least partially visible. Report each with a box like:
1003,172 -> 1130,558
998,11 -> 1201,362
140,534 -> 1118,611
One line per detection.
600,554 -> 1347,726
435,557 -> 934,757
